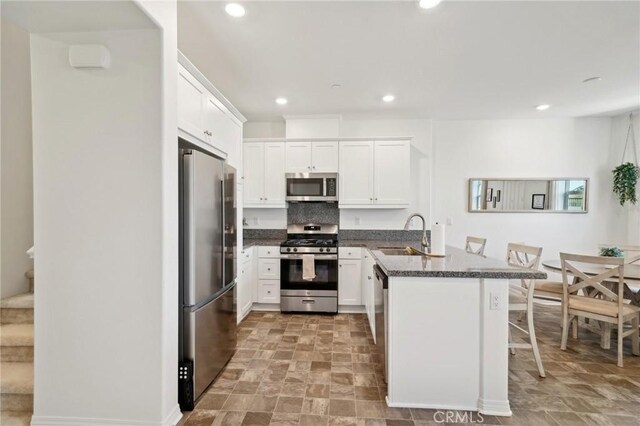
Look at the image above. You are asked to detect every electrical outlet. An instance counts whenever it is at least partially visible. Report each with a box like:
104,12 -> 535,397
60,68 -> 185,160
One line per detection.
490,292 -> 501,310
355,217 -> 361,225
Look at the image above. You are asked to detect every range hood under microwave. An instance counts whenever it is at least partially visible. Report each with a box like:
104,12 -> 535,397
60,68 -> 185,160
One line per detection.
286,173 -> 338,202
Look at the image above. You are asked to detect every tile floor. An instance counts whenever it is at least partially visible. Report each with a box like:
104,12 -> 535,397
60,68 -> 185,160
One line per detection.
180,306 -> 640,425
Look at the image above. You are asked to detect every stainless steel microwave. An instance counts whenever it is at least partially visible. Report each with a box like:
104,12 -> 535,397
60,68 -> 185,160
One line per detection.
285,173 -> 338,202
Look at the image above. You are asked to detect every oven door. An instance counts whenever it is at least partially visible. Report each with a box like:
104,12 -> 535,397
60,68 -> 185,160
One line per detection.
280,254 -> 338,292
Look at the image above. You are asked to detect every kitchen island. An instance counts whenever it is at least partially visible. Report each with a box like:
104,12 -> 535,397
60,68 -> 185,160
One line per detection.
371,246 -> 546,417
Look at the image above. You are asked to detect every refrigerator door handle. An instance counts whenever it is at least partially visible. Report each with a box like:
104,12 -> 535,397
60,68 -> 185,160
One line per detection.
221,178 -> 225,288
183,151 -> 196,306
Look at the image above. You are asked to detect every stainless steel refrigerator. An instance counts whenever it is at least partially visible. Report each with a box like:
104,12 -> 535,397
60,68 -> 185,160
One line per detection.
178,141 -> 237,410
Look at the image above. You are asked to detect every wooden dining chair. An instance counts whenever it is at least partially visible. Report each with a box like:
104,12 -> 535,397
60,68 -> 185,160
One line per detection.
506,243 -> 545,377
465,236 -> 487,256
560,253 -> 640,367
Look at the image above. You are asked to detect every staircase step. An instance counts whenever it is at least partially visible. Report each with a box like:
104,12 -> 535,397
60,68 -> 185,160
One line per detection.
0,294 -> 34,309
1,324 -> 34,362
0,294 -> 33,325
0,411 -> 32,426
0,362 -> 34,411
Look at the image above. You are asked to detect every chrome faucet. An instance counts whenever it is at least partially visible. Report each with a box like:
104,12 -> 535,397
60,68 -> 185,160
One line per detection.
404,213 -> 429,254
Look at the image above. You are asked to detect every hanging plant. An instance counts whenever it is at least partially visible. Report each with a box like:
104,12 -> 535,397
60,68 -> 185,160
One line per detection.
613,114 -> 639,206
612,162 -> 639,205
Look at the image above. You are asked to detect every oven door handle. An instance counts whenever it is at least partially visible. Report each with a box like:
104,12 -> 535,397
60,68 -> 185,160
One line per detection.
280,254 -> 337,260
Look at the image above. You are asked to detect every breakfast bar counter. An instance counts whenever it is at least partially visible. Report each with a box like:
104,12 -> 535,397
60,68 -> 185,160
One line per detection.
370,246 -> 546,417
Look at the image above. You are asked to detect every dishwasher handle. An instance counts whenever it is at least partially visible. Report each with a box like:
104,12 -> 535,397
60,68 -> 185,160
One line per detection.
373,264 -> 388,289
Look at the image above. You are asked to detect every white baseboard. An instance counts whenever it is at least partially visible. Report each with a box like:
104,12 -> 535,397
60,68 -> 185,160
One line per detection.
385,395 -> 478,412
248,304 -> 365,314
250,303 -> 281,312
338,305 -> 365,314
477,398 -> 512,416
31,405 -> 183,426
163,405 -> 183,426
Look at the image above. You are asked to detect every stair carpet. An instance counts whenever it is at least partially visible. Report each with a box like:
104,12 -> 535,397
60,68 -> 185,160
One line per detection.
1,292 -> 34,426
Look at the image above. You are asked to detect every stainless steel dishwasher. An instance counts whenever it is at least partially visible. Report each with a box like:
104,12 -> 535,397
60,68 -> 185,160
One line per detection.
373,264 -> 388,382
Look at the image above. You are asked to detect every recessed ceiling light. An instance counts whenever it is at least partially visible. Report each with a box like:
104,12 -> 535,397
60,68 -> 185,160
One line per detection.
535,104 -> 551,111
275,97 -> 288,105
225,3 -> 245,17
382,94 -> 395,103
419,0 -> 442,9
582,76 -> 602,83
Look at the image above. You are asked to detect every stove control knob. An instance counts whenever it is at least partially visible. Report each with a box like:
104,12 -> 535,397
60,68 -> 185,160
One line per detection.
287,248 -> 291,252
319,248 -> 324,252
293,248 -> 298,252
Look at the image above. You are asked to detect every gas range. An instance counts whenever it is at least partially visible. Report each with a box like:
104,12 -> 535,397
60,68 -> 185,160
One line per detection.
280,224 -> 338,255
280,223 -> 339,314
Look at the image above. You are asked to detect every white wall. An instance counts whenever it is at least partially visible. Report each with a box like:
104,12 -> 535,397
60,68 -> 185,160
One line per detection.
1,18 -> 34,298
244,120 -> 285,139
243,117 -> 432,230
610,110 -> 640,245
29,1 -> 179,423
432,118 -> 626,260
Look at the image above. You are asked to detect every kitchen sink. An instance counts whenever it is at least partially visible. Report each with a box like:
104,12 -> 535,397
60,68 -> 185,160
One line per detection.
378,247 -> 423,256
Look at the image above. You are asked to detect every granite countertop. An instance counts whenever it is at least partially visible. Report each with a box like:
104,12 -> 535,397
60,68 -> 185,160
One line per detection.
371,245 -> 548,279
338,239 -> 422,249
242,239 -> 284,250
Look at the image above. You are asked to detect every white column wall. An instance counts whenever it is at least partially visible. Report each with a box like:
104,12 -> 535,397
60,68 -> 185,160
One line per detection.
1,19 -> 34,298
30,0 -> 179,422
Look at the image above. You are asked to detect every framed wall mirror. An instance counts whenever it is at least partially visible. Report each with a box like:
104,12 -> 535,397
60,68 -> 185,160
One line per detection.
468,178 -> 589,213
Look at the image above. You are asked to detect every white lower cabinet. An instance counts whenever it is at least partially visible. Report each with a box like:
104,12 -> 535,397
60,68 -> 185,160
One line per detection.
238,248 -> 254,322
361,250 -> 377,339
258,258 -> 280,279
258,280 -> 280,304
255,246 -> 281,305
338,249 -> 363,306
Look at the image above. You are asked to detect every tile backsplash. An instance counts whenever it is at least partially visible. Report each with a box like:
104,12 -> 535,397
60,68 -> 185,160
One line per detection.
287,202 -> 339,225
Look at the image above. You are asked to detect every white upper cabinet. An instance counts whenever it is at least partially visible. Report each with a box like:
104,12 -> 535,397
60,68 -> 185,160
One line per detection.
339,141 -> 375,206
263,143 -> 286,205
339,140 -> 410,208
243,142 -> 286,208
178,66 -> 206,140
311,141 -> 339,172
285,142 -> 312,173
374,140 -> 411,205
243,142 -> 265,206
285,141 -> 339,173
177,63 -> 243,168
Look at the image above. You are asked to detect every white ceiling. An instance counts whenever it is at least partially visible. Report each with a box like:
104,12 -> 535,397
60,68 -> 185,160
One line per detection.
178,0 -> 640,121
1,1 -> 157,33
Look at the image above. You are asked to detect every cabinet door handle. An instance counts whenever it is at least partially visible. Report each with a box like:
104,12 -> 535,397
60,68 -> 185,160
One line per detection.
267,268 -> 271,271
260,197 -> 263,200
312,166 -> 316,170
375,198 -> 378,201
370,198 -> 373,201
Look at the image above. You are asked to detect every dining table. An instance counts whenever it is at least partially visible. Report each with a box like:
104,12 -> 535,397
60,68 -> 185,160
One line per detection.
541,259 -> 640,305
